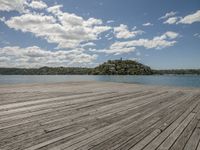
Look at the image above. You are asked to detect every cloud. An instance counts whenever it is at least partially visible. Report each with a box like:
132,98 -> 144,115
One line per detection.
154,31 -> 179,40
113,24 -> 144,39
28,0 -> 47,10
178,10 -> 200,24
159,11 -> 177,19
162,10 -> 200,25
0,46 -> 97,68
115,31 -> 179,50
142,22 -> 153,26
94,31 -> 179,55
47,5 -> 63,16
81,42 -> 96,47
164,17 -> 179,24
3,10 -> 111,49
194,33 -> 200,38
90,47 -> 136,55
0,17 -> 5,22
107,20 -> 114,24
0,0 -> 28,13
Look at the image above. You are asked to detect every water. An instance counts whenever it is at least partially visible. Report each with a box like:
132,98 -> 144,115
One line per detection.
0,75 -> 200,88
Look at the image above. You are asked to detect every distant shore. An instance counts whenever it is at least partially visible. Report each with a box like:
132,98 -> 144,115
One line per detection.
1,60 -> 200,75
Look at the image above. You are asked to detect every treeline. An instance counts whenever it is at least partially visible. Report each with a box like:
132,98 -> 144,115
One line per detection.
0,60 -> 200,75
0,67 -> 93,75
153,69 -> 200,75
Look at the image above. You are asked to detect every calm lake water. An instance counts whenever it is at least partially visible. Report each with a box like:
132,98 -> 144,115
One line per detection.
0,75 -> 200,88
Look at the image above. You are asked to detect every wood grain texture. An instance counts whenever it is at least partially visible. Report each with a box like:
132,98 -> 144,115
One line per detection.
0,81 -> 200,150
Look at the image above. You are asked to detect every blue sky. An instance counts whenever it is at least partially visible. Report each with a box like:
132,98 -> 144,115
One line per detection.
0,0 -> 200,69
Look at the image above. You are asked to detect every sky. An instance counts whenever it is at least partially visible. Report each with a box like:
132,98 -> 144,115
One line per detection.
0,0 -> 200,69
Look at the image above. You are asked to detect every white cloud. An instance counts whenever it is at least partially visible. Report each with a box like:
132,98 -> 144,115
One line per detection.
142,22 -> 153,26
154,31 -> 179,40
0,0 -> 28,13
164,17 -> 178,24
3,11 -> 111,49
0,46 -> 97,68
114,24 -> 144,39
1,1 -> 182,66
94,31 -> 179,55
28,0 -> 47,10
178,10 -> 200,24
90,47 -> 136,55
107,20 -> 114,24
162,10 -> 200,25
47,5 -> 63,15
81,42 -> 96,47
159,11 -> 177,19
194,33 -> 200,38
113,31 -> 178,50
0,17 -> 5,22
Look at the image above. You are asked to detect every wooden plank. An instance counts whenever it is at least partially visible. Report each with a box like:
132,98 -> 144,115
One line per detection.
197,142 -> 200,150
52,93 -> 180,150
157,112 -> 195,150
184,121 -> 200,150
0,82 -> 199,150
124,94 -> 195,150
169,102 -> 200,150
0,91 -> 156,143
1,91 -> 159,149
88,92 -> 191,150
0,92 -> 124,120
24,128 -> 85,150
0,91 -> 150,131
129,129 -> 161,150
143,99 -> 199,150
27,92 -> 182,149
0,92 -> 113,111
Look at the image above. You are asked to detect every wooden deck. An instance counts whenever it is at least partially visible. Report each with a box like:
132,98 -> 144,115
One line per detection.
0,81 -> 200,150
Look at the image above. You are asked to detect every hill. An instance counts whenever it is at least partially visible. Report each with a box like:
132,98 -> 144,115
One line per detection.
92,60 -> 153,75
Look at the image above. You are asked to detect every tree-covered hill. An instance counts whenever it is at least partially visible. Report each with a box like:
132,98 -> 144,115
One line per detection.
92,60 -> 153,75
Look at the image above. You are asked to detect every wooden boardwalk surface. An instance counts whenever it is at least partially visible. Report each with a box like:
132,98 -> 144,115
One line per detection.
0,81 -> 200,150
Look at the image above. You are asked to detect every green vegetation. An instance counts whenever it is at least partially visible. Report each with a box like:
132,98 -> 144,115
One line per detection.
92,60 -> 153,75
153,69 -> 200,75
0,59 -> 200,75
0,67 -> 93,75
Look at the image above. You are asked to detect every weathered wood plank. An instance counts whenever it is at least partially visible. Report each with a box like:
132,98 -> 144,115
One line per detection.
0,81 -> 199,150
169,102 -> 200,150
157,112 -> 195,150
51,93 -> 182,150
87,92 -> 194,150
129,129 -> 161,150
119,93 -> 196,150
184,121 -> 200,150
142,95 -> 200,150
